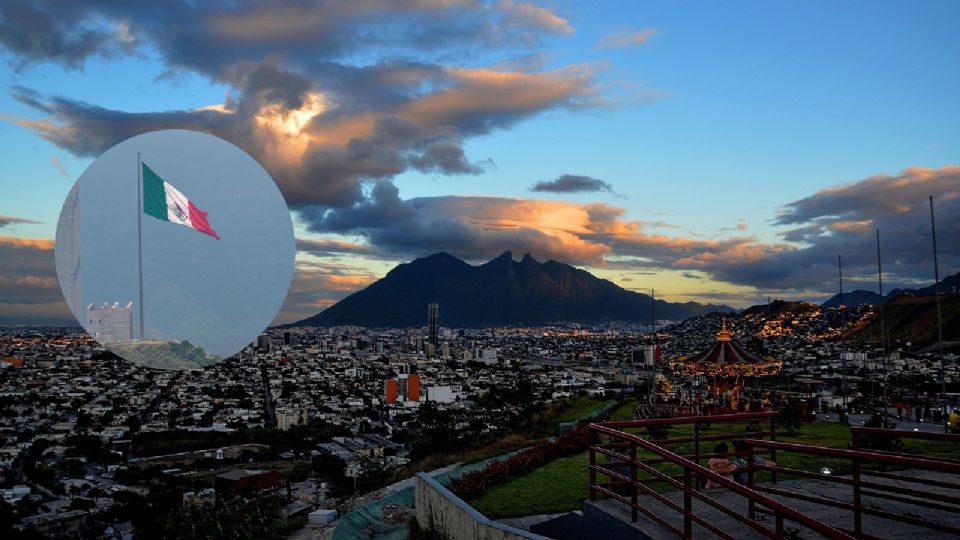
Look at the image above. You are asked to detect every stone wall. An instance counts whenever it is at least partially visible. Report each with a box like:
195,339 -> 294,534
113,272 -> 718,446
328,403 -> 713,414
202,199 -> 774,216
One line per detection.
414,473 -> 549,540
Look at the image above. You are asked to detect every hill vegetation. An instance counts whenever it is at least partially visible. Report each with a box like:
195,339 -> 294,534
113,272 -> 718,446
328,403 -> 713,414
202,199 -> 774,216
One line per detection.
107,340 -> 221,370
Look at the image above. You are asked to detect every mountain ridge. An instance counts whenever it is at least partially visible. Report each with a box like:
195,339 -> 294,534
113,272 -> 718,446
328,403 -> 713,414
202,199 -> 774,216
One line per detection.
290,251 -> 734,328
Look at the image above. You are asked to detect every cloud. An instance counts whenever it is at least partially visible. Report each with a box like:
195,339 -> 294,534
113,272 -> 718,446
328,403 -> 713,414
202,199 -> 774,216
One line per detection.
0,215 -> 40,229
531,174 -> 620,195
495,1 -> 574,37
295,238 -> 390,259
50,155 -> 70,177
675,166 -> 960,291
7,0 -> 607,211
597,27 -> 659,49
0,0 -> 138,70
301,183 -> 763,272
273,260 -> 379,324
0,236 -> 64,308
300,165 -> 960,299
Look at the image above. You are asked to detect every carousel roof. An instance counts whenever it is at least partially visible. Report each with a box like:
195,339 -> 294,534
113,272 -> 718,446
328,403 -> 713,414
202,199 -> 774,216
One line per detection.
670,318 -> 782,377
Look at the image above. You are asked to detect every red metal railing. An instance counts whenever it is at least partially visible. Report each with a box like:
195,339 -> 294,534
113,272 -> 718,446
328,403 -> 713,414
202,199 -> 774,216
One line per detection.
746,428 -> 960,538
589,414 -> 960,539
589,412 -> 853,539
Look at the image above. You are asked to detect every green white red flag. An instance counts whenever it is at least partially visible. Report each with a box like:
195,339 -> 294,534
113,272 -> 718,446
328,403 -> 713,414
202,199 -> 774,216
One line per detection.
142,162 -> 220,240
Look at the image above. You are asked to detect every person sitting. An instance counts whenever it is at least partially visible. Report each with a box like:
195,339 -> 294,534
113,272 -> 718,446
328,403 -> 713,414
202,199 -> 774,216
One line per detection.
705,442 -> 738,489
949,409 -> 960,434
730,440 -> 776,485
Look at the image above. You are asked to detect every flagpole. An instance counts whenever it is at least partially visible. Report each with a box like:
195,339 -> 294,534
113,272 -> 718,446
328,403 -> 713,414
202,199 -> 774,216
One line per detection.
839,255 -> 847,414
876,229 -> 888,417
651,288 -> 656,409
137,153 -> 145,341
930,195 -> 947,433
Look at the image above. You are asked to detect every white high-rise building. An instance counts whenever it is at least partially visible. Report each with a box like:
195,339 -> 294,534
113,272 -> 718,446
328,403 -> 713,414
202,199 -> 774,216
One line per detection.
86,302 -> 133,342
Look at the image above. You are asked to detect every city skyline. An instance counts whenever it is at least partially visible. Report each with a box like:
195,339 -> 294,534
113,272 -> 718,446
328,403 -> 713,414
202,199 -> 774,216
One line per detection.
0,2 -> 958,326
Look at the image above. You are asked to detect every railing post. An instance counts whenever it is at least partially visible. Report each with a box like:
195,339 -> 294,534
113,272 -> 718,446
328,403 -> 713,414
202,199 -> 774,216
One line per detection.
683,467 -> 693,539
775,511 -> 784,537
630,441 -> 638,522
747,442 -> 756,520
589,445 -> 597,502
770,414 -> 778,485
852,456 -> 862,537
693,421 -> 701,492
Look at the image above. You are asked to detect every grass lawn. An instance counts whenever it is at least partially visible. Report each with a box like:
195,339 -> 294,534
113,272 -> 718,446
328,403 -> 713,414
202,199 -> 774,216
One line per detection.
398,395 -> 617,478
552,396 -> 615,423
470,419 -> 955,519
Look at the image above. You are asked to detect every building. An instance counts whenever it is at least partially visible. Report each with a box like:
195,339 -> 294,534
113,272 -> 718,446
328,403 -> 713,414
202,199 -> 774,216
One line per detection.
276,408 -> 307,430
406,374 -> 421,402
633,345 -> 657,366
477,348 -> 498,365
182,488 -> 216,506
257,333 -> 271,351
86,302 -> 133,342
426,385 -> 456,403
428,303 -> 439,346
385,379 -> 398,404
215,469 -> 279,498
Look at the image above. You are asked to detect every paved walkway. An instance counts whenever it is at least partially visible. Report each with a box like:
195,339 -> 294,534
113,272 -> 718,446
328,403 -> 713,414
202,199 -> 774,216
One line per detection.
815,408 -> 951,434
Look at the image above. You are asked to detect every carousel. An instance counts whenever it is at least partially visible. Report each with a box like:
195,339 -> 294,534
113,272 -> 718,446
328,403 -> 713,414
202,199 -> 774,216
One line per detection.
670,318 -> 782,413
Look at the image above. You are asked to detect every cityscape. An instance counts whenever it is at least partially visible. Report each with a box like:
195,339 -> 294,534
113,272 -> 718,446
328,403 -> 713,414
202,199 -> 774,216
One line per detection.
1,285 -> 958,537
2,1 -> 959,539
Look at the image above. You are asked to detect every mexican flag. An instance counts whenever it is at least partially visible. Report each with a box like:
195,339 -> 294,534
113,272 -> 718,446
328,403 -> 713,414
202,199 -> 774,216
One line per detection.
142,162 -> 220,240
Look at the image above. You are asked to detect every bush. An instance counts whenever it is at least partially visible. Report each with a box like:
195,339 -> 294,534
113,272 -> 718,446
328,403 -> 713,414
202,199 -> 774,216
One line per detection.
776,398 -> 804,433
450,425 -> 594,501
854,412 -> 904,453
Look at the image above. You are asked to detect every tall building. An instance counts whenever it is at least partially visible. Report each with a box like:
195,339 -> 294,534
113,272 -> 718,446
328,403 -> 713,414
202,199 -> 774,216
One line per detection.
86,302 -> 132,342
385,379 -> 398,404
395,374 -> 421,402
407,374 -> 421,402
257,333 -> 271,351
428,303 -> 439,346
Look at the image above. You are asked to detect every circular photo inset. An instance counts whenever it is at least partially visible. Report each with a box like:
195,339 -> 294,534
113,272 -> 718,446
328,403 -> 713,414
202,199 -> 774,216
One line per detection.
55,130 -> 295,369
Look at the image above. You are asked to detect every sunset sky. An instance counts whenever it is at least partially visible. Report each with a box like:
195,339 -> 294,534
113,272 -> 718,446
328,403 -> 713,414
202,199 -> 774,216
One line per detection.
1,1 -> 958,325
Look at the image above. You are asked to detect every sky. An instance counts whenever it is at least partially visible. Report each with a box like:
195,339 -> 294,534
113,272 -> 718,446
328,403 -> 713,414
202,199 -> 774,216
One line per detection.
0,1 -> 958,326
56,130 -> 294,356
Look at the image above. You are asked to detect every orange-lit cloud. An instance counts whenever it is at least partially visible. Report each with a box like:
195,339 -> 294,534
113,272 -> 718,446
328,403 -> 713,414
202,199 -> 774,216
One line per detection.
0,235 -> 64,312
0,236 -> 54,249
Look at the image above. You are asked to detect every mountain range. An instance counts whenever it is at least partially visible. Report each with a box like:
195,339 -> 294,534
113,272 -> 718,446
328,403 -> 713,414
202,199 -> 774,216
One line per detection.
821,271 -> 960,308
292,251 -> 733,328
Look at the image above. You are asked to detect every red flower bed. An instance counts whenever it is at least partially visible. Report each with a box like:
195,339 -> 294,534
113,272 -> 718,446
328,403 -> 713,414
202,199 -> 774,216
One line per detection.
450,424 -> 596,501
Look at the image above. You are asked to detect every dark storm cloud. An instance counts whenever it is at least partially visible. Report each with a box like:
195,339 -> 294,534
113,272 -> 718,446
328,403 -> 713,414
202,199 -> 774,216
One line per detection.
301,166 -> 960,296
531,174 -> 618,194
0,1 -> 567,74
5,1 -> 598,210
0,0 -> 136,70
295,238 -> 391,259
0,215 -> 40,228
672,167 -> 960,291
